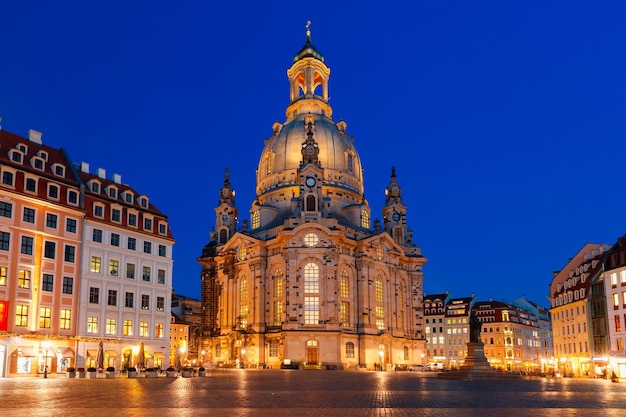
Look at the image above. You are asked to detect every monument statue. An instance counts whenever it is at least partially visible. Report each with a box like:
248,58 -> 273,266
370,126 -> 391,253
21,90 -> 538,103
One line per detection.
469,314 -> 482,343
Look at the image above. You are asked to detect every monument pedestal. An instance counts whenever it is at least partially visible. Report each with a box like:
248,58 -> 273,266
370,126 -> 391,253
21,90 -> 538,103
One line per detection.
438,341 -> 518,379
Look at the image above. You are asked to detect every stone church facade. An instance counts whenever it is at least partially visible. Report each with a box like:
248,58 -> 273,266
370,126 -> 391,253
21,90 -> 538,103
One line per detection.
198,27 -> 427,370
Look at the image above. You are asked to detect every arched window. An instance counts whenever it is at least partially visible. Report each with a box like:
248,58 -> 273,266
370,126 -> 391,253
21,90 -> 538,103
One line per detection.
393,227 -> 403,244
306,194 -> 316,211
347,154 -> 353,172
265,155 -> 272,175
269,340 -> 279,357
239,275 -> 248,328
219,229 -> 227,244
304,263 -> 319,293
346,342 -> 355,358
361,210 -> 369,229
340,269 -> 349,298
273,269 -> 283,297
252,211 -> 260,229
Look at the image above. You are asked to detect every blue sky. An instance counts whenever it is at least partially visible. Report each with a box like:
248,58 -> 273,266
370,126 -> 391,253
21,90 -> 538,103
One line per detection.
2,1 -> 626,306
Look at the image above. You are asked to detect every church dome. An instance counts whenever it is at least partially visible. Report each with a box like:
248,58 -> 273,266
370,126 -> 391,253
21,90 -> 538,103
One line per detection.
255,27 -> 364,198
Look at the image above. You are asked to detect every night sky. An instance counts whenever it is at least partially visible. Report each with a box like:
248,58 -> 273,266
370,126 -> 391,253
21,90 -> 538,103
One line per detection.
2,2 -> 626,307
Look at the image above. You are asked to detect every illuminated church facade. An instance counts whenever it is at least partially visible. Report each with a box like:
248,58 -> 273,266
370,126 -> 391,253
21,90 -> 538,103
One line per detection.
198,26 -> 427,370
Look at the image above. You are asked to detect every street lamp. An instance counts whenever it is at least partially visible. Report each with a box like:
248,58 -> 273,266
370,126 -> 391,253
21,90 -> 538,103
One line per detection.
42,341 -> 51,379
378,350 -> 384,371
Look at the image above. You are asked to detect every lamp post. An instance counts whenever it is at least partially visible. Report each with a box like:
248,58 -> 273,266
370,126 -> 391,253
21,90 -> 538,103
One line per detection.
378,350 -> 384,371
42,341 -> 51,378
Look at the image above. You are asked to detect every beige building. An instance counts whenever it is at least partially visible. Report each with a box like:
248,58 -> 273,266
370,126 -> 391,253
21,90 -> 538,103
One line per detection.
198,27 -> 427,370
550,243 -> 608,377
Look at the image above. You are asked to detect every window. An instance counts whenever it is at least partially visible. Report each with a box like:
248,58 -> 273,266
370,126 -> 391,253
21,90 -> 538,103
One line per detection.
59,309 -> 71,330
127,237 -> 136,250
20,236 -> 33,255
158,245 -> 166,257
109,188 -> 117,199
125,292 -> 134,308
87,317 -> 98,334
155,323 -> 164,338
303,232 -> 319,247
62,277 -> 73,294
123,320 -> 133,336
108,290 -> 117,306
140,321 -> 149,337
304,296 -> 319,324
157,269 -> 165,284
142,266 -> 151,282
64,218 -> 77,233
48,184 -> 59,199
106,319 -> 116,335
109,260 -> 119,276
128,213 -> 137,226
615,293 -> 620,310
0,232 -> 9,251
159,223 -> 167,234
91,182 -> 100,193
23,207 -> 35,223
39,307 -> 52,328
42,274 -> 53,292
25,178 -> 36,192
90,256 -> 101,273
269,340 -> 279,357
304,263 -> 319,293
0,202 -> 12,218
18,270 -> 31,288
64,245 -> 75,262
340,269 -> 349,298
89,287 -> 100,304
252,211 -> 260,229
125,193 -> 133,203
94,205 -> 103,217
110,233 -> 120,247
93,229 -> 102,243
376,305 -> 385,330
126,263 -> 135,279
2,171 -> 14,185
143,241 -> 151,254
617,315 -> 622,333
361,209 -> 370,228
112,209 -> 121,222
375,276 -> 384,303
273,301 -> 283,326
156,296 -> 165,312
46,213 -> 57,228
44,241 -> 56,259
0,266 -> 6,286
15,304 -> 28,327
273,269 -> 283,297
34,158 -> 43,169
68,190 -> 78,204
144,218 -> 152,230
54,165 -> 64,176
341,301 -> 350,327
141,294 -> 150,310
140,197 -> 147,208
346,342 -> 355,358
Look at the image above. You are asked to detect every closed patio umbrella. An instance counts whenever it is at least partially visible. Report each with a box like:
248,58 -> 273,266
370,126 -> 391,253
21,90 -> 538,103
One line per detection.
96,341 -> 105,369
137,343 -> 145,369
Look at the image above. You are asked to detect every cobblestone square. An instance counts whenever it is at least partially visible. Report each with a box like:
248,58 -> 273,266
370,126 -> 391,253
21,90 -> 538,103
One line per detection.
1,370 -> 625,416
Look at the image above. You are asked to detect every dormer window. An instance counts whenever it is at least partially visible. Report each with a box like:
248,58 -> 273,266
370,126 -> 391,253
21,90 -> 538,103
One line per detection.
25,178 -> 36,192
32,157 -> 44,170
48,184 -> 59,199
37,151 -> 48,160
128,212 -> 137,227
53,164 -> 65,177
158,223 -> 167,235
16,144 -> 27,153
144,218 -> 152,231
2,170 -> 14,186
91,181 -> 100,193
9,150 -> 22,163
93,204 -> 104,218
140,197 -> 148,208
124,192 -> 133,204
108,187 -> 117,199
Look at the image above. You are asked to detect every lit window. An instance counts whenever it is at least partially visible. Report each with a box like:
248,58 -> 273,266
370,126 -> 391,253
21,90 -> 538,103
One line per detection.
15,304 -> 28,327
123,320 -> 133,336
304,296 -> 319,324
303,232 -> 319,247
252,211 -> 260,229
87,316 -> 98,334
340,269 -> 349,298
0,266 -> 6,286
304,263 -> 319,293
273,301 -> 283,326
375,276 -> 383,303
106,318 -> 116,335
39,307 -> 52,328
90,256 -> 101,273
273,269 -> 283,297
140,321 -> 149,337
376,306 -> 385,330
341,301 -> 350,327
346,342 -> 355,358
59,309 -> 71,330
269,340 -> 279,357
18,270 -> 31,288
110,260 -> 119,276
155,323 -> 164,338
361,210 -> 370,228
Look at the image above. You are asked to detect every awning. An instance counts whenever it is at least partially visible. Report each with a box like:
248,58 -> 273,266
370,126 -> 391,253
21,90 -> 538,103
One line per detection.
59,347 -> 74,358
86,349 -> 98,358
153,352 -> 165,359
144,351 -> 152,359
106,350 -> 119,357
18,346 -> 36,357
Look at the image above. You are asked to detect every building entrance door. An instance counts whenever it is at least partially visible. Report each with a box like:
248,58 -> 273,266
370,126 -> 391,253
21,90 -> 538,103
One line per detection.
306,340 -> 318,365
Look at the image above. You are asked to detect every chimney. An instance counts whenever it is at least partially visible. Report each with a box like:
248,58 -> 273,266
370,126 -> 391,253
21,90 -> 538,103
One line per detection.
28,129 -> 43,144
113,173 -> 122,184
81,162 -> 90,173
97,168 -> 106,179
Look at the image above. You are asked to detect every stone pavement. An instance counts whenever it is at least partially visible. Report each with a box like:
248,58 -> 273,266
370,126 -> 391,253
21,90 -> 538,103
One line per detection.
1,370 -> 625,416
